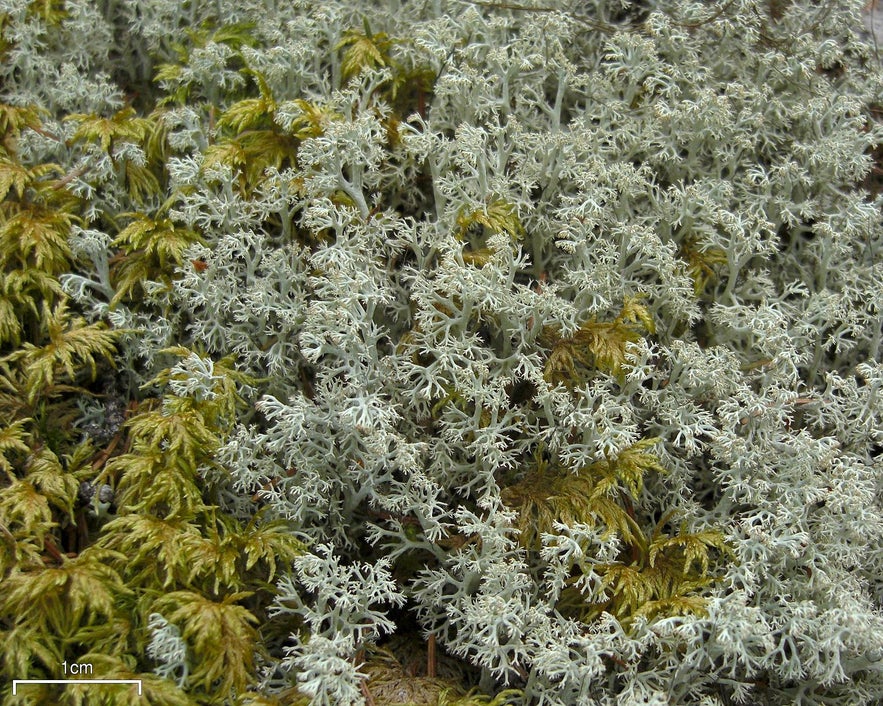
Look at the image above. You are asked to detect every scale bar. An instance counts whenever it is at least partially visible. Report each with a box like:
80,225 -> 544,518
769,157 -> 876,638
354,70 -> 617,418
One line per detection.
13,680 -> 142,695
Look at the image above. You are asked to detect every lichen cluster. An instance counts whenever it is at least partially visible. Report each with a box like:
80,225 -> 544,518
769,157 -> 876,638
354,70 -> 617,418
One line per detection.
1,1 -> 882,705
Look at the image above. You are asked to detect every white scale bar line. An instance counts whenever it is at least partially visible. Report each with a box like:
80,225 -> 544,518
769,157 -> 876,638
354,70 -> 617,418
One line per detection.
13,680 -> 142,695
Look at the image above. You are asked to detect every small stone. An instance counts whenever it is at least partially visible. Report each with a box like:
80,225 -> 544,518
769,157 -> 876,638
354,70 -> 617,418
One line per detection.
78,481 -> 95,504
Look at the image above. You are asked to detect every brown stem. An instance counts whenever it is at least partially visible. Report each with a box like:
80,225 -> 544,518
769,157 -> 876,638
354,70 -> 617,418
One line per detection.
366,508 -> 421,525
43,537 -> 66,564
355,649 -> 377,706
426,634 -> 436,678
28,125 -> 64,143
51,157 -> 97,190
360,681 -> 377,706
91,432 -> 122,471
604,653 -> 629,669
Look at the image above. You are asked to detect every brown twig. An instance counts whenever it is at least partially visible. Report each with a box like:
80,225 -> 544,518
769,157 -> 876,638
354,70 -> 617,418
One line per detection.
360,681 -> 377,706
27,125 -> 65,143
43,537 -> 66,564
426,634 -> 437,678
91,432 -> 122,471
366,508 -> 422,525
51,157 -> 98,190
251,467 -> 298,503
604,653 -> 629,669
354,648 -> 377,706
